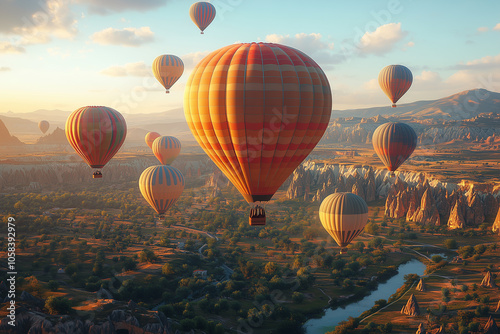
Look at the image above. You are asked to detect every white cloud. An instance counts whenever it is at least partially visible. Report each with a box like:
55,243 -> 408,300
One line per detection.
454,53 -> 500,70
0,67 -> 11,72
0,0 -> 78,45
358,23 -> 408,55
181,51 -> 212,69
91,27 -> 154,47
362,78 -> 379,91
406,41 -> 415,47
477,26 -> 489,33
264,33 -> 344,66
493,23 -> 500,31
101,61 -> 150,77
47,47 -> 70,59
0,41 -> 25,54
75,0 -> 168,15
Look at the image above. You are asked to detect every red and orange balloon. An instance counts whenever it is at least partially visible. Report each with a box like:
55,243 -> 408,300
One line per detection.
65,106 -> 127,178
184,42 -> 332,213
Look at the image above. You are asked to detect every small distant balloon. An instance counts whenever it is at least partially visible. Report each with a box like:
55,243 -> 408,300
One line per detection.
39,120 -> 49,134
378,65 -> 413,107
145,131 -> 161,149
372,122 -> 417,175
152,136 -> 181,165
152,55 -> 184,93
319,192 -> 369,254
65,106 -> 127,178
189,2 -> 216,34
139,165 -> 185,219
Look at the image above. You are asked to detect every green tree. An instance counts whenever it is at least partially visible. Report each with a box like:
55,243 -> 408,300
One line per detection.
48,280 -> 59,292
45,296 -> 71,315
444,239 -> 457,249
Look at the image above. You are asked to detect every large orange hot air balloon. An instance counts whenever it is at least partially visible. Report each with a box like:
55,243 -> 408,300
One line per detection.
152,136 -> 181,165
378,65 -> 412,107
139,165 -> 185,219
152,55 -> 184,93
189,2 -> 216,34
372,122 -> 417,176
66,106 -> 127,178
184,42 -> 332,225
145,131 -> 161,149
319,192 -> 368,254
38,120 -> 50,134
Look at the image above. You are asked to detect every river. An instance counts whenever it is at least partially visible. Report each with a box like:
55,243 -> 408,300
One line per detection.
303,259 -> 426,334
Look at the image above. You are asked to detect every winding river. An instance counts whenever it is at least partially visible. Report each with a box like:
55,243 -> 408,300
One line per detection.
303,259 -> 426,334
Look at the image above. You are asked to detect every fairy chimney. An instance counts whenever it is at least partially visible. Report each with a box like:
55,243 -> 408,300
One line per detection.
484,316 -> 499,334
481,271 -> 496,288
401,294 -> 420,316
416,278 -> 426,292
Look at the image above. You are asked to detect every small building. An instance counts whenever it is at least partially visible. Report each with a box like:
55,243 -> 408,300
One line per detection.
193,270 -> 208,279
57,268 -> 65,274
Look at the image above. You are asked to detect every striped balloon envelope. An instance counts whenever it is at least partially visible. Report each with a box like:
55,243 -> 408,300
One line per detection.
319,193 -> 369,254
184,42 -> 332,206
152,136 -> 181,165
378,65 -> 413,107
145,131 -> 161,149
65,106 -> 127,178
139,165 -> 185,219
189,2 -> 216,34
152,55 -> 184,93
372,122 -> 417,175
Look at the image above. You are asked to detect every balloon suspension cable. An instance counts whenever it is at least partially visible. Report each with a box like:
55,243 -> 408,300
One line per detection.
392,103 -> 397,108
92,170 -> 103,179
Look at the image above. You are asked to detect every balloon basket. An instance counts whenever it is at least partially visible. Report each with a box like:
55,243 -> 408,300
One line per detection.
165,90 -> 170,94
392,104 -> 397,108
390,172 -> 395,178
249,205 -> 266,226
201,31 -> 204,34
340,247 -> 348,254
92,171 -> 103,178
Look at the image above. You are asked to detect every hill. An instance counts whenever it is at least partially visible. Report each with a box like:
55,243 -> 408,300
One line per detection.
332,89 -> 500,120
35,127 -> 68,145
0,119 -> 24,146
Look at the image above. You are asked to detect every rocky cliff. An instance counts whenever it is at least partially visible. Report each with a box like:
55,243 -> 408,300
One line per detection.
285,161 -> 499,228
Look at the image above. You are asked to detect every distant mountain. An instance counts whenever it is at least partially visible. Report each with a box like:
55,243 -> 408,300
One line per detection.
332,89 -> 500,120
0,119 -> 24,145
35,127 -> 67,145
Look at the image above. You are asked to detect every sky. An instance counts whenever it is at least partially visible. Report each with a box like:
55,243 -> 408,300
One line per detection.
1,0 -> 500,115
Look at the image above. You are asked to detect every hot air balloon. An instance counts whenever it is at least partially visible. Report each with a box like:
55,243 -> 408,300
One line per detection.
65,106 -> 127,178
139,165 -> 185,219
38,120 -> 50,134
319,192 -> 368,254
152,136 -> 181,165
189,2 -> 216,34
145,132 -> 161,149
378,65 -> 412,107
152,55 -> 184,94
184,42 -> 332,225
372,122 -> 417,177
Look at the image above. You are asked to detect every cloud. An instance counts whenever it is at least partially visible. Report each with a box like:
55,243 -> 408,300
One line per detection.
493,23 -> 500,31
477,26 -> 489,33
0,67 -> 11,72
453,53 -> 500,70
75,0 -> 168,15
181,51 -> 212,69
101,61 -> 150,77
406,41 -> 415,47
0,41 -> 25,54
91,27 -> 154,47
357,23 -> 408,55
264,33 -> 344,66
47,47 -> 70,59
0,0 -> 77,45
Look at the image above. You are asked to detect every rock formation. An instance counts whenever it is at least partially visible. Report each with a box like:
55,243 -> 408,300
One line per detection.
416,278 -> 426,292
481,271 -> 496,288
492,207 -> 500,234
401,294 -> 420,316
495,299 -> 500,312
448,202 -> 466,229
484,316 -> 499,334
416,323 -> 426,334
